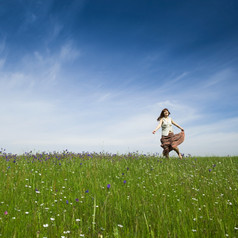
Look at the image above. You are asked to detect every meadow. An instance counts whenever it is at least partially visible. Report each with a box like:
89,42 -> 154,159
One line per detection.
0,150 -> 237,238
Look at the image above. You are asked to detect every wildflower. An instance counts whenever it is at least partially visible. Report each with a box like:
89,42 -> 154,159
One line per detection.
118,224 -> 123,228
50,218 -> 55,221
107,184 -> 111,189
43,224 -> 49,227
234,227 -> 238,230
123,180 -> 126,184
25,212 -> 29,214
4,211 -> 8,215
76,198 -> 79,202
76,219 -> 80,222
66,200 -> 69,204
122,173 -> 124,175
192,229 -> 197,232
12,217 -> 16,219
85,190 -> 89,193
209,169 -> 211,172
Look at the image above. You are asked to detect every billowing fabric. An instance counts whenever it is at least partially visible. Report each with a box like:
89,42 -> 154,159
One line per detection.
161,117 -> 173,136
160,131 -> 185,156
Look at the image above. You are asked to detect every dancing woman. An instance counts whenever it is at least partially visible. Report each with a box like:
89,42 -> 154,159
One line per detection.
152,108 -> 185,159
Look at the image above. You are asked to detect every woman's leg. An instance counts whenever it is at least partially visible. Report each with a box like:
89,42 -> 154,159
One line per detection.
163,148 -> 169,158
173,147 -> 182,159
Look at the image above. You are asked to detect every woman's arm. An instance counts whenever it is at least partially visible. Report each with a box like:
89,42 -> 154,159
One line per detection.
152,119 -> 162,134
171,119 -> 184,131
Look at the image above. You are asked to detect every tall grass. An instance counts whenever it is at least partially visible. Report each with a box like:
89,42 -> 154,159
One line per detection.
0,151 -> 237,237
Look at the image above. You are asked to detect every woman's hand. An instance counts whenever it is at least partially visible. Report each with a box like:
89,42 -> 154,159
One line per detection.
152,130 -> 156,134
181,128 -> 184,131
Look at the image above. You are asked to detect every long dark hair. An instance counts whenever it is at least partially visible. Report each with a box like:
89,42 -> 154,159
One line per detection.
157,108 -> 170,121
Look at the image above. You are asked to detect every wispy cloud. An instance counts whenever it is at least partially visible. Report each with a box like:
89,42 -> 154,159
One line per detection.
0,37 -> 6,54
59,41 -> 80,62
204,68 -> 234,88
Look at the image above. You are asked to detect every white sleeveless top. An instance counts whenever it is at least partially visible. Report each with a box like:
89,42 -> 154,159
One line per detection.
161,117 -> 173,136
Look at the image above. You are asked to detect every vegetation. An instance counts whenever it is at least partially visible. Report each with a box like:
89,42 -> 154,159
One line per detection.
0,151 -> 237,237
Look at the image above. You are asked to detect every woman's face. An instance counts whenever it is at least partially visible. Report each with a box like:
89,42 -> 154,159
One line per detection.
163,110 -> 169,117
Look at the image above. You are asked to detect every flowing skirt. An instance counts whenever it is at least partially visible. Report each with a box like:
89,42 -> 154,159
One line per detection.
160,131 -> 185,156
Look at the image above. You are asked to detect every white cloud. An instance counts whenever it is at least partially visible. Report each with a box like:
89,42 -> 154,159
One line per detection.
0,37 -> 6,54
204,69 -> 233,88
0,84 -> 237,156
0,58 -> 6,69
60,42 -> 80,62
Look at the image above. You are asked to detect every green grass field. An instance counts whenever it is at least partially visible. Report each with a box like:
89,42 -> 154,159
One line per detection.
0,151 -> 237,237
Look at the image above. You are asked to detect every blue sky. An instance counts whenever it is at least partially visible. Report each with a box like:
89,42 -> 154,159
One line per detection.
0,0 -> 238,156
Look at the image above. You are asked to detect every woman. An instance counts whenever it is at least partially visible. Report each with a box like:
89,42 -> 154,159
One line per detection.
152,108 -> 185,159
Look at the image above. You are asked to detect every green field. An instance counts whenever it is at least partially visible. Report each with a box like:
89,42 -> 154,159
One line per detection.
0,151 -> 237,237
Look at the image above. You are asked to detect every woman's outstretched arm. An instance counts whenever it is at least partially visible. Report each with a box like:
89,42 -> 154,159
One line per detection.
152,119 -> 162,134
171,120 -> 184,131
